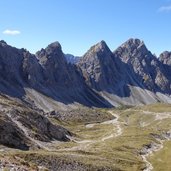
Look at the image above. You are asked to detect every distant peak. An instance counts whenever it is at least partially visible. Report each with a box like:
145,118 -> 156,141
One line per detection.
122,38 -> 144,48
96,40 -> 108,48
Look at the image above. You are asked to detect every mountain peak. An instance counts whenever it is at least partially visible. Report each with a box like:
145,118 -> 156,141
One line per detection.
36,41 -> 63,59
97,40 -> 107,47
80,40 -> 112,63
94,40 -> 110,52
46,41 -> 62,50
114,38 -> 151,63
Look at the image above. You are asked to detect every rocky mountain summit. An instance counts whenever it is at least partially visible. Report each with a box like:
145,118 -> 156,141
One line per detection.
113,39 -> 171,94
78,39 -> 171,106
78,40 -> 121,91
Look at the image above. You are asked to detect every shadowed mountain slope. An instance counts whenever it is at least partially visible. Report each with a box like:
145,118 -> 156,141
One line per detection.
0,39 -> 171,109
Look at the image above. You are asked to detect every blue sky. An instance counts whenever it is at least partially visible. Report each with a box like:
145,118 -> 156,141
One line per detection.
0,0 -> 171,56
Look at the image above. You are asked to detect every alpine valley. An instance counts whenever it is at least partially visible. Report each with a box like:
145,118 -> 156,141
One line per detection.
0,38 -> 171,171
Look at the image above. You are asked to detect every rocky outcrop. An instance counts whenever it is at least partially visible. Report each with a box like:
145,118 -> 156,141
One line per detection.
0,113 -> 29,150
0,95 -> 71,150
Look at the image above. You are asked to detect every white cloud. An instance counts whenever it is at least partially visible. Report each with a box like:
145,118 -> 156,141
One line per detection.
2,29 -> 21,35
158,5 -> 171,12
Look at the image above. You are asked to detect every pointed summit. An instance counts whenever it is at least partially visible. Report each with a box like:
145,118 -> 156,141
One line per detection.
78,41 -> 120,91
36,41 -> 64,62
95,40 -> 108,49
81,40 -> 112,63
90,40 -> 111,54
114,38 -> 151,63
46,41 -> 62,51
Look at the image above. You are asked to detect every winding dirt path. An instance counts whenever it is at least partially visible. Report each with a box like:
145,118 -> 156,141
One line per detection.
139,110 -> 171,171
101,111 -> 122,141
140,140 -> 164,171
59,110 -> 123,152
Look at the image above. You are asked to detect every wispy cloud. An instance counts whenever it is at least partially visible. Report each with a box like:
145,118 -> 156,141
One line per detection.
158,5 -> 171,12
2,29 -> 21,35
